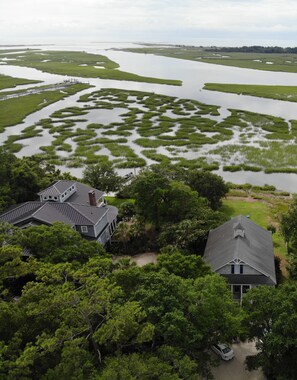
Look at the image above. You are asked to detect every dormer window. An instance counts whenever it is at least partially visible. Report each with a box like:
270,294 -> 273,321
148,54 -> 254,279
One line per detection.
81,226 -> 88,233
233,222 -> 245,238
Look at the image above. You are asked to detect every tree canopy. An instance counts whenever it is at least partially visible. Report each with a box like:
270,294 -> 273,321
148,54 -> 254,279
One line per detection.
83,162 -> 123,193
243,283 -> 297,379
0,222 -> 241,379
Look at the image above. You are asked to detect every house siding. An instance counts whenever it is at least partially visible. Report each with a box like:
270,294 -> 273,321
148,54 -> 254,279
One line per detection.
94,214 -> 109,238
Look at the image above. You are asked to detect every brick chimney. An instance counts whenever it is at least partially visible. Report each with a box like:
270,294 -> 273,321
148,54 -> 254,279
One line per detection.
88,190 -> 97,206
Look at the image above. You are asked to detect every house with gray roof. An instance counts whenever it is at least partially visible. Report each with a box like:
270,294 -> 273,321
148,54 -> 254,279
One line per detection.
204,215 -> 276,302
0,180 -> 118,246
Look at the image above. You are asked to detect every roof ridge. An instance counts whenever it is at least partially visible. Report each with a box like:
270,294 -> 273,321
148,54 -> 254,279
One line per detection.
31,202 -> 47,217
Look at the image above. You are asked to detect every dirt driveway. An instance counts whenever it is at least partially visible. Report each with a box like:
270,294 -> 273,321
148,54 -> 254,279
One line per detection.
211,341 -> 266,380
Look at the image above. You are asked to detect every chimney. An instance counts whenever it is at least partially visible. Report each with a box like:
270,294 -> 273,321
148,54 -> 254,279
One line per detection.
88,190 -> 97,206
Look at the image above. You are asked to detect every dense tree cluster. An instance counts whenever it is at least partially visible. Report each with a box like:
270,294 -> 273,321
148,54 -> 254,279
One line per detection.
205,46 -> 297,54
3,156 -> 297,379
114,164 -> 229,254
83,162 -> 123,193
242,283 -> 297,379
0,223 -> 241,379
0,149 -> 73,212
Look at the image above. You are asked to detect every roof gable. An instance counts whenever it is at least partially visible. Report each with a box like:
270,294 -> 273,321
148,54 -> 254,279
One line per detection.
204,215 -> 276,284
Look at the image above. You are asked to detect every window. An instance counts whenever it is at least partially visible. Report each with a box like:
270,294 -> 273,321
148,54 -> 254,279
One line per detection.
242,285 -> 250,294
231,264 -> 235,274
240,264 -> 243,274
81,226 -> 88,233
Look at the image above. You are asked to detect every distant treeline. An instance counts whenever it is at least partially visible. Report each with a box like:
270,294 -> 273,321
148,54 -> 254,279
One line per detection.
205,46 -> 297,54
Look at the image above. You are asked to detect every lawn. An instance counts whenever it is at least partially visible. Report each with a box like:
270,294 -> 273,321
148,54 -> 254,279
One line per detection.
221,194 -> 289,258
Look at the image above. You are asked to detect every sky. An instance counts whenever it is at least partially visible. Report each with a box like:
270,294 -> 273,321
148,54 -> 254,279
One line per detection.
1,0 -> 297,47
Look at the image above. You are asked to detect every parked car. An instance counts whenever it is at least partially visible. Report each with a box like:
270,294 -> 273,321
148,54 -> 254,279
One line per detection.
211,343 -> 235,361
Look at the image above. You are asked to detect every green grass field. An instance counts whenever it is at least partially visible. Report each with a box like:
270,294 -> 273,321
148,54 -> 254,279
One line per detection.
204,83 -> 297,102
222,194 -> 289,258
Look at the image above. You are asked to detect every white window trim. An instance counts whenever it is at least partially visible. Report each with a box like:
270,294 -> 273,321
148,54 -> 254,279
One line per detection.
81,226 -> 88,233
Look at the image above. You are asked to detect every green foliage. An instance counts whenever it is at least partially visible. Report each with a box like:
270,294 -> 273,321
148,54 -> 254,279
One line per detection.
242,283 -> 297,379
0,221 -> 241,379
83,162 -> 123,193
280,195 -> 297,246
0,150 -> 66,212
18,222 -> 106,263
157,251 -> 211,279
186,170 -> 229,210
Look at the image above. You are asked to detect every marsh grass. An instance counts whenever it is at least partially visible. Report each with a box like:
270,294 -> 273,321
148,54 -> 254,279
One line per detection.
204,83 -> 297,103
0,74 -> 41,90
3,50 -> 181,85
120,46 -> 297,74
0,83 -> 91,132
7,87 -> 297,173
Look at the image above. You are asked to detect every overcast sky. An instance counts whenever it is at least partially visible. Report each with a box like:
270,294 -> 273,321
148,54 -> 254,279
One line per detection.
1,0 -> 297,46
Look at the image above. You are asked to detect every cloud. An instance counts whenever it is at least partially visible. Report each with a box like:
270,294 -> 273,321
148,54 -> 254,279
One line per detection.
1,0 -> 297,44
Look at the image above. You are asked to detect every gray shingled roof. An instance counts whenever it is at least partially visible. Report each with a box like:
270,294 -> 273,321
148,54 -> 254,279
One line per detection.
67,182 -> 104,205
0,202 -> 43,225
0,201 -> 108,227
204,215 -> 276,285
37,180 -> 74,197
0,181 -> 117,243
38,180 -> 104,202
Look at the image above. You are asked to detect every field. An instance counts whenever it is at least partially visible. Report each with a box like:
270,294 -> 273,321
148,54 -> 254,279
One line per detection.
0,50 -> 181,86
222,185 -> 290,261
204,83 -> 297,103
119,45 -> 297,73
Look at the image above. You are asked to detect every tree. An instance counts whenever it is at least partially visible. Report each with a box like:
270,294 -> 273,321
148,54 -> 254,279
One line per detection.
112,221 -> 132,253
280,195 -> 297,250
158,211 -> 228,253
242,283 -> 297,379
185,170 -> 229,210
83,162 -> 123,193
0,149 -> 72,212
157,251 -> 211,279
17,222 -> 106,263
131,170 -> 169,228
158,181 -> 204,224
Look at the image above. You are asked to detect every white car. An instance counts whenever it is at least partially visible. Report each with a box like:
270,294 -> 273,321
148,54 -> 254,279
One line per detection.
211,343 -> 235,361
